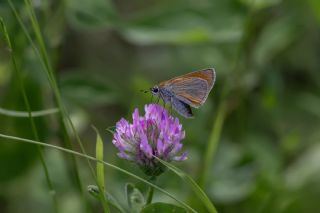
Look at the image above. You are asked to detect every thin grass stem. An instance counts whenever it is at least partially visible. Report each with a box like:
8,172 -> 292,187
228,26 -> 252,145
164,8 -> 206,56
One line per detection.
0,107 -> 59,117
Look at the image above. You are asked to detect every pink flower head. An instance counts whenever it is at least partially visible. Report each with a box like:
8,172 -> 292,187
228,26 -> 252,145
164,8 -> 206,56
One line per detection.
112,104 -> 187,176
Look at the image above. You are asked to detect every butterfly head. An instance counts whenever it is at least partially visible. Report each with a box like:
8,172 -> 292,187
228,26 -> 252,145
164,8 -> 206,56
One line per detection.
150,86 -> 160,96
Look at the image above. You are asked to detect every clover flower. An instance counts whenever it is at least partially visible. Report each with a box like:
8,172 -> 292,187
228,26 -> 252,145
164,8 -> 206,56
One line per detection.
112,104 -> 187,176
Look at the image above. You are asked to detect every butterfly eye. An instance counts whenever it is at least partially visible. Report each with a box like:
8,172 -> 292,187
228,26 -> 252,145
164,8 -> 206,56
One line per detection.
152,87 -> 159,94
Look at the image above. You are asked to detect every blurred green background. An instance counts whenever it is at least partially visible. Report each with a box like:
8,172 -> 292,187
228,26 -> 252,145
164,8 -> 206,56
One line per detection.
1,0 -> 320,212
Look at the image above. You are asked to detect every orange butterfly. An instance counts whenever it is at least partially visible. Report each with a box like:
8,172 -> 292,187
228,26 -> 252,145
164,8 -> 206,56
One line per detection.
150,68 -> 216,118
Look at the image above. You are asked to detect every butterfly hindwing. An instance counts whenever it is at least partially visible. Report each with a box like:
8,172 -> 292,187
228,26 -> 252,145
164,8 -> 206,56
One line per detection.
171,97 -> 193,118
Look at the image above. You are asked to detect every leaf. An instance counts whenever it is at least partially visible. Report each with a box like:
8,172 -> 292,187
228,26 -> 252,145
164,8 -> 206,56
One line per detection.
93,127 -> 110,213
154,157 -> 217,213
95,128 -> 105,191
125,183 -> 145,213
141,202 -> 187,213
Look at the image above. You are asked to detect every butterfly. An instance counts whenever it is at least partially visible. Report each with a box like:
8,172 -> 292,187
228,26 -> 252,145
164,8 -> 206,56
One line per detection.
150,68 -> 216,118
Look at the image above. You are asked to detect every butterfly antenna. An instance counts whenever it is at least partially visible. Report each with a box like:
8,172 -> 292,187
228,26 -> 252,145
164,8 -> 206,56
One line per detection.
140,89 -> 149,93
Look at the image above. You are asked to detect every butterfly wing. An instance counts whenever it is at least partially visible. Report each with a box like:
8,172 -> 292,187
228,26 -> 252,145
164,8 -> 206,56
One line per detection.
159,68 -> 216,108
171,97 -> 194,118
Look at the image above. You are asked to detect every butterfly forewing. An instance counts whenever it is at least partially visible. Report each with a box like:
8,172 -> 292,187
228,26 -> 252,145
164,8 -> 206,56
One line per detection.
169,78 -> 208,107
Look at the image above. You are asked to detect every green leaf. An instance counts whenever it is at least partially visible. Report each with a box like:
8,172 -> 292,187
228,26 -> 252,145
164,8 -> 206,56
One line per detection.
95,128 -> 105,192
155,157 -> 217,213
125,183 -> 145,213
93,127 -> 110,213
141,202 -> 187,213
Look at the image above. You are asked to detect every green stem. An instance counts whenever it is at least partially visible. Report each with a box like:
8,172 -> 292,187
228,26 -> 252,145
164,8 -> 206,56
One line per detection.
146,186 -> 154,205
200,101 -> 227,188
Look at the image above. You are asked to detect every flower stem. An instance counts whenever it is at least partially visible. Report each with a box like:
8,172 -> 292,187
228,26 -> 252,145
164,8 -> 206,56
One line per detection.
146,177 -> 156,205
146,186 -> 154,205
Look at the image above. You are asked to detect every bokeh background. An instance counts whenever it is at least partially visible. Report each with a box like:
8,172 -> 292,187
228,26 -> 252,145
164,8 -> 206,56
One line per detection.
1,0 -> 320,212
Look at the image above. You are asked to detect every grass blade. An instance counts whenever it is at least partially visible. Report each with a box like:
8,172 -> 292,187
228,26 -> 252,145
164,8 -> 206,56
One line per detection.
96,129 -> 105,192
93,127 -> 110,213
200,102 -> 227,188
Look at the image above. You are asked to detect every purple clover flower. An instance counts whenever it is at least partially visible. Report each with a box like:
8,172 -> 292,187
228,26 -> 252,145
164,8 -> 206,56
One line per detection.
112,104 -> 187,176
